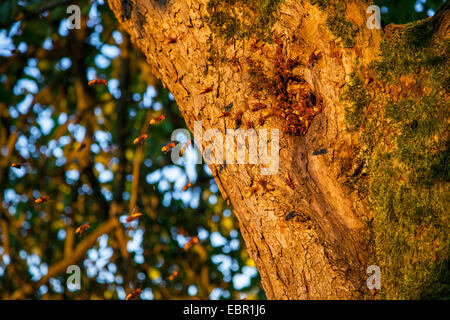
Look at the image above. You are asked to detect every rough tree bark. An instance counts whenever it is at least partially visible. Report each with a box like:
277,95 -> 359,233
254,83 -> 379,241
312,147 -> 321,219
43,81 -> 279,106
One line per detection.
106,0 -> 449,299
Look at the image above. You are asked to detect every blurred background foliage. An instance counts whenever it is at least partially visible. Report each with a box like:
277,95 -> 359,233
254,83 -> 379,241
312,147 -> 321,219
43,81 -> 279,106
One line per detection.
0,0 -> 446,300
374,0 -> 445,24
0,0 -> 262,300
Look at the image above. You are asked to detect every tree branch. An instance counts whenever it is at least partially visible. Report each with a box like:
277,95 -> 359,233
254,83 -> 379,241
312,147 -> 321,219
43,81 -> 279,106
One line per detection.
8,217 -> 120,299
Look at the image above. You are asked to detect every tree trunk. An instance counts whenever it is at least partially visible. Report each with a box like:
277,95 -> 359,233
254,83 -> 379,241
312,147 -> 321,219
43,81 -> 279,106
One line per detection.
106,0 -> 449,299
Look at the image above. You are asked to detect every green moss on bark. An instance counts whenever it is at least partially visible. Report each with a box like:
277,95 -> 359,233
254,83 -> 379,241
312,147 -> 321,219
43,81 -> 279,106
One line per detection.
341,73 -> 371,130
309,0 -> 359,48
309,0 -> 329,9
204,0 -> 284,42
375,20 -> 448,86
359,18 -> 449,299
369,93 -> 449,299
325,2 -> 358,48
205,0 -> 361,47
